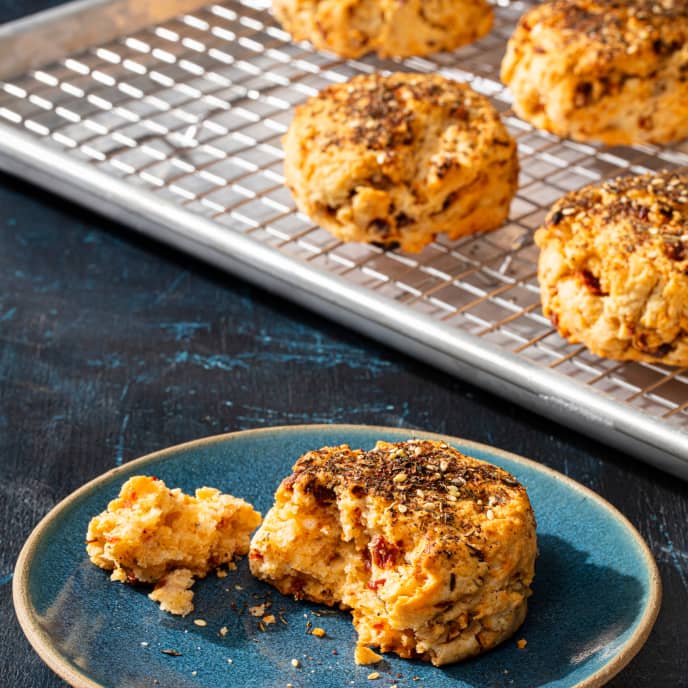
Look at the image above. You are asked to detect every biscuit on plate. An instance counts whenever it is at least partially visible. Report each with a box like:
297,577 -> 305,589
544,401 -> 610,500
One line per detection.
535,171 -> 688,366
249,439 -> 537,666
271,0 -> 493,58
283,72 -> 518,253
501,0 -> 688,145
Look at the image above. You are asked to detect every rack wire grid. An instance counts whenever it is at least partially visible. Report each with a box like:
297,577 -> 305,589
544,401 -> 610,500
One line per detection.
1,0 -> 688,472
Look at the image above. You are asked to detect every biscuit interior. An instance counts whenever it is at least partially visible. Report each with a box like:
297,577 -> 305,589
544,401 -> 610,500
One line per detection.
283,73 -> 518,253
250,440 -> 537,666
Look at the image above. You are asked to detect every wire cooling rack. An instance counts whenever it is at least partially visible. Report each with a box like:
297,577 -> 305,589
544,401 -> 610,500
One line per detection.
1,0 -> 687,476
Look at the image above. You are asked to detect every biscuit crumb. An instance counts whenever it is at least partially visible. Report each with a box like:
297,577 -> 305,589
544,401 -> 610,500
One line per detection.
263,614 -> 277,625
355,645 -> 383,665
249,604 -> 266,617
291,659 -> 300,668
219,626 -> 228,637
149,568 -> 195,616
311,627 -> 326,638
517,638 -> 527,649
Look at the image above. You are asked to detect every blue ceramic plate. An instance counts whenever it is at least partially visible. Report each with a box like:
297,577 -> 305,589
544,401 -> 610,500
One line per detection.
14,425 -> 660,688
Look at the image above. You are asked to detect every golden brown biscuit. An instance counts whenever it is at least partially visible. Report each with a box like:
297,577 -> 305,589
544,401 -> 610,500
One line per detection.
535,171 -> 688,366
249,440 -> 537,666
86,475 -> 261,615
283,73 -> 518,253
271,0 -> 493,58
501,0 -> 688,145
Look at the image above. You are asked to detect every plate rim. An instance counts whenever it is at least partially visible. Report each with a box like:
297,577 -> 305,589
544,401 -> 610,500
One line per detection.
13,423 -> 662,688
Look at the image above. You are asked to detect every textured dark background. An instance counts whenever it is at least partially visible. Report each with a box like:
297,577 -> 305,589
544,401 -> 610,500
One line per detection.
1,2 -> 687,686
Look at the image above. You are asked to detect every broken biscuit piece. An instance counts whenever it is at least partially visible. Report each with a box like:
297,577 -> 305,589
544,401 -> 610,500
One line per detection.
86,475 -> 261,615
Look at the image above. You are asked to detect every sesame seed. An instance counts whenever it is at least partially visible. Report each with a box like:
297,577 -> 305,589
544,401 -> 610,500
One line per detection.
291,659 -> 300,668
398,504 -> 408,513
367,672 -> 381,680
393,472 -> 407,483
193,619 -> 207,627
486,509 -> 495,520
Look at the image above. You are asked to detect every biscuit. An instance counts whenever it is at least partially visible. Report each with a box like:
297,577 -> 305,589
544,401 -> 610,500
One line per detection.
283,73 -> 518,253
501,0 -> 688,145
271,0 -> 493,58
86,475 -> 261,615
249,439 -> 537,666
535,171 -> 688,366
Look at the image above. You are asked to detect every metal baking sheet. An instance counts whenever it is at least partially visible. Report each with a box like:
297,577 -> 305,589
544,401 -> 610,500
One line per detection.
1,0 -> 687,477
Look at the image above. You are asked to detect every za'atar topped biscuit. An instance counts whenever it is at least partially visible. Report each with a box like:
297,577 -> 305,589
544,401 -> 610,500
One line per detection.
283,72 -> 518,253
536,171 -> 688,366
272,0 -> 493,58
250,440 -> 537,666
501,0 -> 688,145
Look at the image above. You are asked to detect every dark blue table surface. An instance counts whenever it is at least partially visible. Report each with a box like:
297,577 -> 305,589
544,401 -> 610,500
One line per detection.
1,3 -> 687,687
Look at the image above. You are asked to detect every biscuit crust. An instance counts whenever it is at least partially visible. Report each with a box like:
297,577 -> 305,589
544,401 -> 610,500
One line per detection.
272,0 -> 493,58
535,171 -> 688,366
283,73 -> 518,253
501,0 -> 688,145
249,440 -> 537,666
